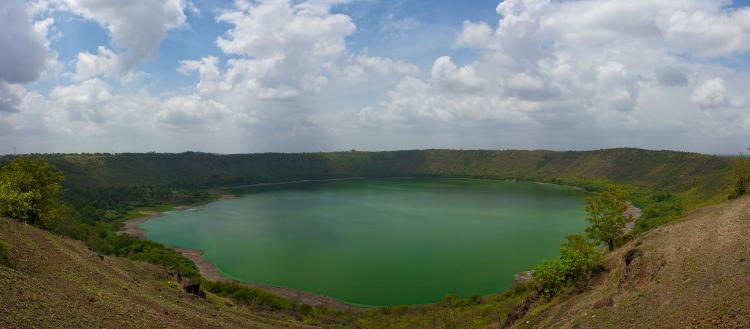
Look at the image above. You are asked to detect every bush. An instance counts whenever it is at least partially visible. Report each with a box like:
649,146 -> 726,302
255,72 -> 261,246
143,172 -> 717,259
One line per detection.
533,234 -> 600,297
0,242 -> 13,268
201,280 -> 298,311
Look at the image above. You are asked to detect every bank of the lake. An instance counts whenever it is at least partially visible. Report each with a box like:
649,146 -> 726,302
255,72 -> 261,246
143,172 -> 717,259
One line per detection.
136,178 -> 587,306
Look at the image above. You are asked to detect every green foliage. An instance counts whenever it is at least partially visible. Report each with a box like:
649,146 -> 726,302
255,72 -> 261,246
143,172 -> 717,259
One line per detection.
729,157 -> 750,198
64,186 -> 212,222
0,157 -> 65,225
43,214 -> 199,277
533,234 -> 600,297
0,242 -> 13,268
201,280 -> 303,312
585,184 -> 628,250
631,191 -> 684,233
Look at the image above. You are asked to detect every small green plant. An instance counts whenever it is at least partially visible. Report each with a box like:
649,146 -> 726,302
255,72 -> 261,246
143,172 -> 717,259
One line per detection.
0,242 -> 13,268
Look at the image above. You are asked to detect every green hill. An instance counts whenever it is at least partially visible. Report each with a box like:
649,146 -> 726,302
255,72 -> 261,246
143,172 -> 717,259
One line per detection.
21,148 -> 729,196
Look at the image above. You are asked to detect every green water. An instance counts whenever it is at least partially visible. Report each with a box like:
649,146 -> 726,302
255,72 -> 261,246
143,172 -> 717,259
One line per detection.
141,178 -> 586,306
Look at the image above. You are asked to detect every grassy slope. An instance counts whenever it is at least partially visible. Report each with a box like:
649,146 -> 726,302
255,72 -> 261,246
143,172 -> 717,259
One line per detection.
515,195 -> 750,328
35,149 -> 728,194
0,219 -> 321,329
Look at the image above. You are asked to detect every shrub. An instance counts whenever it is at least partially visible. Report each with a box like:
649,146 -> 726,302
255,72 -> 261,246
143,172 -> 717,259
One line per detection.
533,234 -> 600,297
201,280 -> 298,311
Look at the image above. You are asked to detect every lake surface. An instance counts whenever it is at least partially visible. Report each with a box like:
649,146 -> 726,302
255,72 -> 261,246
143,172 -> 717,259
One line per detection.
141,178 -> 586,306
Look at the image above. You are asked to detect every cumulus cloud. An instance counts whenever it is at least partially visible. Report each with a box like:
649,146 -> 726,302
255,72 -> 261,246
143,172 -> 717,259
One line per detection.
60,0 -> 188,76
215,0 -> 354,96
0,0 -> 54,113
0,0 -> 49,85
690,78 -> 729,109
339,55 -> 420,82
455,21 -> 494,49
361,0 -> 750,149
4,0 -> 750,153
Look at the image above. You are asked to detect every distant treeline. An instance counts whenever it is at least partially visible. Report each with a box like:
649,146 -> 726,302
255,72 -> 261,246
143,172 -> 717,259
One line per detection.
2,148 -> 730,195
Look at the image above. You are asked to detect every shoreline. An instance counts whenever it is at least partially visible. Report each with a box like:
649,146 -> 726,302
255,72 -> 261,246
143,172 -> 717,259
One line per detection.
118,177 -> 591,310
118,192 -> 363,310
174,247 -> 362,311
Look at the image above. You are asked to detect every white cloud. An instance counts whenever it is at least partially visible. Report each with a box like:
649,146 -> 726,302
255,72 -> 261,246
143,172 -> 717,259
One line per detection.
72,46 -> 118,81
215,0 -> 355,96
0,0 -> 57,113
339,55 -> 420,82
455,21 -> 494,49
690,78 -> 729,109
430,56 -> 484,93
5,0 -> 750,153
60,0 -> 188,75
659,8 -> 750,57
357,0 -> 750,153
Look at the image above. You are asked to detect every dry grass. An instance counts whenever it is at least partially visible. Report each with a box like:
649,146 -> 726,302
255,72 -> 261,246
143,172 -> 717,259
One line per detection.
516,196 -> 750,328
0,219 -> 322,329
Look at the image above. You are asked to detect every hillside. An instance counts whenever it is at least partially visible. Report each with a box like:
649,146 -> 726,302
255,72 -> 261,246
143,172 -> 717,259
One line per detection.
0,219 -> 320,329
17,149 -> 728,199
514,195 -> 750,328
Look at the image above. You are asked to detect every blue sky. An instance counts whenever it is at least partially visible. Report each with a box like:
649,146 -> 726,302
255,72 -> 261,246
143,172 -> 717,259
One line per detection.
1,0 -> 750,154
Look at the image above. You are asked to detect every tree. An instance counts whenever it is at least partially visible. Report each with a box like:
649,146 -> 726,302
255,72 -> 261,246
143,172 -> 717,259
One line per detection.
585,184 -> 628,251
0,157 -> 65,225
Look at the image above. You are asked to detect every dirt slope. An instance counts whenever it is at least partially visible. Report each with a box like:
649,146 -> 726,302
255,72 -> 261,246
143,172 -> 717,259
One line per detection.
0,220 -> 320,329
517,196 -> 750,328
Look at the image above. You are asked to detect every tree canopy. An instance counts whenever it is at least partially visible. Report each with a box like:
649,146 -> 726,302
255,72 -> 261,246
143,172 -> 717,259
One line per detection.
585,184 -> 629,250
0,157 -> 65,225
